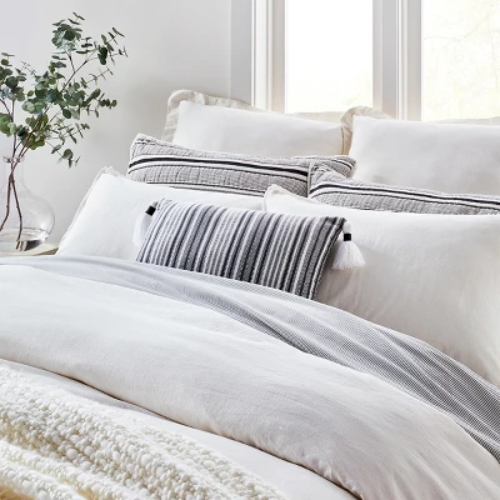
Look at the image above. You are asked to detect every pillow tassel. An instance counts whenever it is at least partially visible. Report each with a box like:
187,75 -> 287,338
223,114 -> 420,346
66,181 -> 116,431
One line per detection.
133,203 -> 157,247
332,221 -> 365,270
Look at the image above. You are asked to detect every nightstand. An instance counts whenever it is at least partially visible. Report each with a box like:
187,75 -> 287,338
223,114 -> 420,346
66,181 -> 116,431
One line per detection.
0,243 -> 58,258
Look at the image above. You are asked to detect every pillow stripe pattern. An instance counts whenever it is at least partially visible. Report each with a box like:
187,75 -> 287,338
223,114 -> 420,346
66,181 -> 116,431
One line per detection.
310,166 -> 500,215
138,200 -> 345,299
128,135 -> 355,197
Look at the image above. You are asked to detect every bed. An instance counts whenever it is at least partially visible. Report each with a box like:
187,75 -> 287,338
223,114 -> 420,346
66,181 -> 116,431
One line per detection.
1,94 -> 500,499
0,256 -> 499,499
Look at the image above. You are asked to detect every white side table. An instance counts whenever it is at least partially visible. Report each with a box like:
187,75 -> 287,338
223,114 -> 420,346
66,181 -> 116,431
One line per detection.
0,243 -> 58,258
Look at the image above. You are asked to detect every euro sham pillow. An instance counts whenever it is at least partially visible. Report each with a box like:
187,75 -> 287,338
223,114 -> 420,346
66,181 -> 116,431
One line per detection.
349,116 -> 500,195
172,100 -> 344,158
310,165 -> 500,215
137,200 -> 345,299
264,185 -> 500,386
128,134 -> 355,197
162,89 -> 343,144
58,169 -> 262,260
340,105 -> 500,155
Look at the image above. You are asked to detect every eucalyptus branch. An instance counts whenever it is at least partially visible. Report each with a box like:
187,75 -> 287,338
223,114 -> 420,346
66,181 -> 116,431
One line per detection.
0,12 -> 126,167
0,98 -> 10,116
67,51 -> 76,73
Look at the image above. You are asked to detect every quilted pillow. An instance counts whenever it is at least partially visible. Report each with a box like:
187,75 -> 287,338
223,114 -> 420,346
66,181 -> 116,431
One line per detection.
137,199 -> 345,299
128,134 -> 355,197
309,164 -> 500,215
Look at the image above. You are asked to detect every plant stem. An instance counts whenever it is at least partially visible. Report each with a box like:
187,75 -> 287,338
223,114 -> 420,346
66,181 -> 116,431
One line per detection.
0,173 -> 12,233
0,112 -> 19,235
11,169 -> 23,250
0,98 -> 11,117
11,100 -> 17,153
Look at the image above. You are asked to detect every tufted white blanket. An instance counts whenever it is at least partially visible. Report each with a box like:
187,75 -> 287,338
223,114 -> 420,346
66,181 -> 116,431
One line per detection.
0,366 -> 285,500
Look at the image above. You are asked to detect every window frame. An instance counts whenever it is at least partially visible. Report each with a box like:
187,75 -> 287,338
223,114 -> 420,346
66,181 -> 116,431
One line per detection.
230,0 -> 423,119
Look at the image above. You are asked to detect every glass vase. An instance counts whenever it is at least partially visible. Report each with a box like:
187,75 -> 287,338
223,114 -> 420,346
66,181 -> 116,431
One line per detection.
0,156 -> 55,253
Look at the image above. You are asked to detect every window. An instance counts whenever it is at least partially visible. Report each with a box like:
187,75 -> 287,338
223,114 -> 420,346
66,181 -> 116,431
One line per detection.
285,0 -> 373,114
240,0 -> 500,120
423,0 -> 500,120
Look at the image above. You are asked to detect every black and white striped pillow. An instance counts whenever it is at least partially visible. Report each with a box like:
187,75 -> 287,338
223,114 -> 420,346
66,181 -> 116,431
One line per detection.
128,134 -> 355,197
310,165 -> 500,215
137,200 -> 345,299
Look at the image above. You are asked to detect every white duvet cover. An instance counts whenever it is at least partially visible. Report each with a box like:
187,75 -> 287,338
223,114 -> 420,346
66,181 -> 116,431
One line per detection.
1,257 -> 499,500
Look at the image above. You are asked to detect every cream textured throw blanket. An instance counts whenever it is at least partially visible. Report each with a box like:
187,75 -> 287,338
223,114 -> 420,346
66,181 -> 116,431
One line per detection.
0,367 -> 285,500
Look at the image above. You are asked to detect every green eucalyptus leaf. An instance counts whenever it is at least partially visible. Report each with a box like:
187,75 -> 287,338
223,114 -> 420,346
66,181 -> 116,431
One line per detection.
63,30 -> 76,41
46,89 -> 58,102
62,108 -> 72,119
0,113 -> 13,135
16,126 -> 28,140
5,76 -> 18,89
28,138 -> 46,150
22,101 -> 36,113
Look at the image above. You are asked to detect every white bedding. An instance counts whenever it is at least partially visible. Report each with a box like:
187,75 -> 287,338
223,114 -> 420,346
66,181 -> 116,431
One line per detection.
1,258 -> 499,499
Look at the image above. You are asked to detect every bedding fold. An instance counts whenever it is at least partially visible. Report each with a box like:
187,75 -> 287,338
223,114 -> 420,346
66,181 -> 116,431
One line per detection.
1,256 -> 500,500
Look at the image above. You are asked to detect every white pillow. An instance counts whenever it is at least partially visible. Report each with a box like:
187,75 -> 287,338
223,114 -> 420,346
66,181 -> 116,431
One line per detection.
340,105 -> 500,155
162,89 -> 266,142
162,89 -> 343,143
350,116 -> 500,195
264,186 -> 500,386
172,101 -> 344,158
58,169 -> 262,260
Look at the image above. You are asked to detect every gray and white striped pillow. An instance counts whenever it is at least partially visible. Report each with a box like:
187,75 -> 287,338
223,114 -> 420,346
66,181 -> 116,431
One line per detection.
137,200 -> 345,299
310,165 -> 500,215
128,134 -> 355,197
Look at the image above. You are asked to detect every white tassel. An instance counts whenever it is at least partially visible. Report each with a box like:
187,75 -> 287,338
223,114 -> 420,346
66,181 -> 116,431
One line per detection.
133,203 -> 157,247
332,221 -> 365,270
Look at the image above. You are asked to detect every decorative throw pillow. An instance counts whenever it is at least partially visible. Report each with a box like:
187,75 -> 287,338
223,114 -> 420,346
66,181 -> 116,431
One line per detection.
128,134 -> 355,197
137,200 -> 345,299
309,165 -> 500,215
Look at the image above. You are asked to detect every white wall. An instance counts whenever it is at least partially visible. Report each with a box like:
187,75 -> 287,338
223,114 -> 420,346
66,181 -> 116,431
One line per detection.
0,0 -> 231,240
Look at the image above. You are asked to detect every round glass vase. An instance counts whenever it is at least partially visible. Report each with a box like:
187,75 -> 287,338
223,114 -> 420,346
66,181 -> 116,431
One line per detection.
0,156 -> 55,253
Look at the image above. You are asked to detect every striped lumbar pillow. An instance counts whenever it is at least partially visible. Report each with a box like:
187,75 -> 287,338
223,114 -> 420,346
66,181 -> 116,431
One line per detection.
137,200 -> 345,299
309,165 -> 500,215
128,134 -> 355,197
